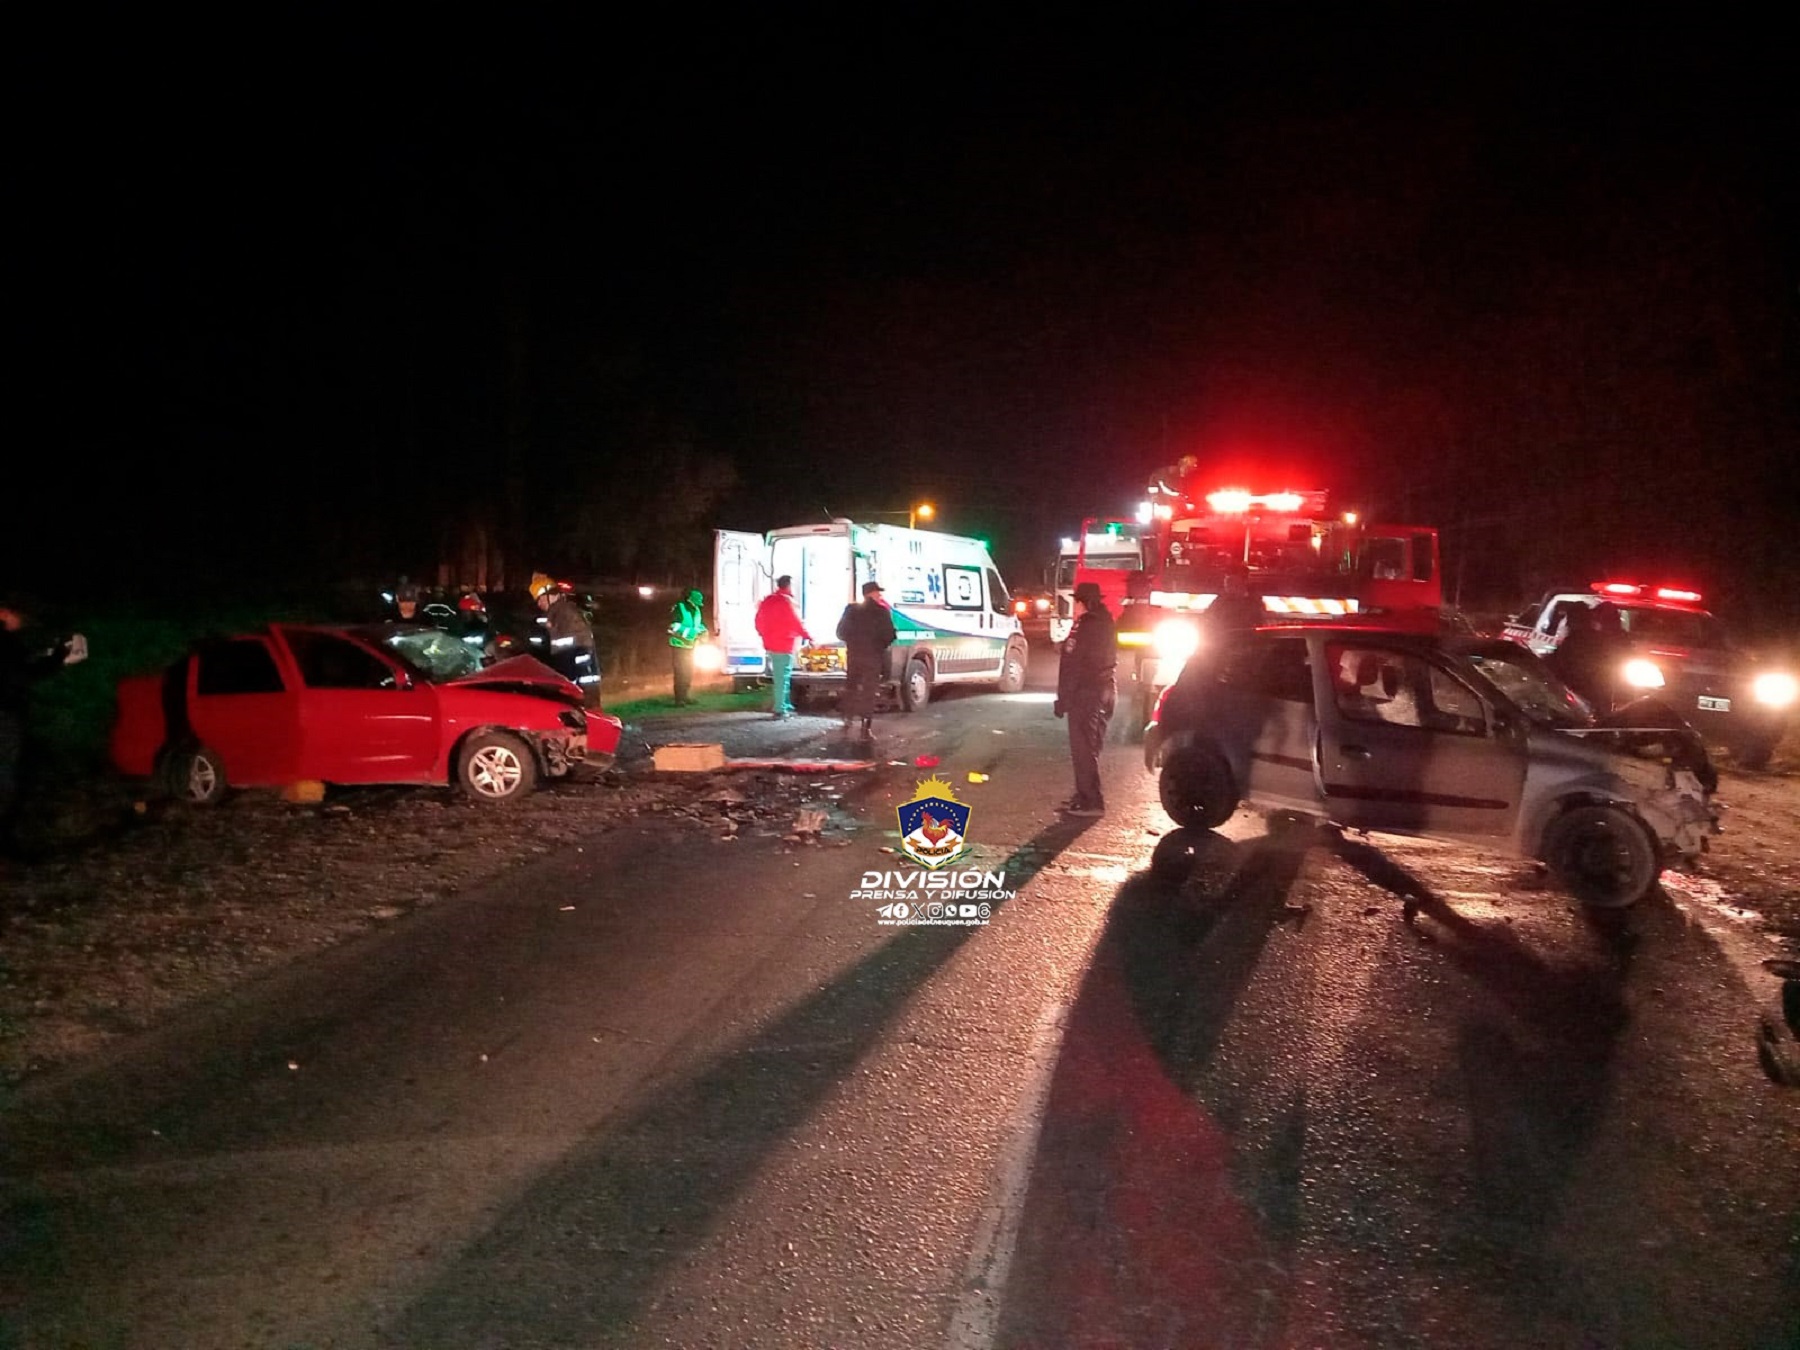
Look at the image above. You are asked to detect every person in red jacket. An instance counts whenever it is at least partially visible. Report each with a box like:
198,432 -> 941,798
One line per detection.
754,575 -> 813,719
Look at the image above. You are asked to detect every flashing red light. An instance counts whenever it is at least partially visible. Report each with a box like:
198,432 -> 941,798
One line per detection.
1595,582 -> 1643,597
1655,587 -> 1702,603
1206,489 -> 1253,513
1263,492 -> 1304,512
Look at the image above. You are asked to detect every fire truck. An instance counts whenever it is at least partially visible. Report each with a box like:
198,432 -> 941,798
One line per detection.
1050,519 -> 1147,645
1112,470 -> 1444,732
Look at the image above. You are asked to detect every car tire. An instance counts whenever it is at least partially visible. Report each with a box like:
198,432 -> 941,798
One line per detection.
1544,804 -> 1659,908
457,731 -> 538,802
997,640 -> 1028,694
161,742 -> 228,806
1733,734 -> 1779,771
900,655 -> 933,712
1158,743 -> 1238,831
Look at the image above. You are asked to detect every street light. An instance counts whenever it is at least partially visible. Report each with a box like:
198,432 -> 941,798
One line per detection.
912,502 -> 936,529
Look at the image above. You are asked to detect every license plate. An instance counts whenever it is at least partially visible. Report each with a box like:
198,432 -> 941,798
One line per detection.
1697,695 -> 1731,712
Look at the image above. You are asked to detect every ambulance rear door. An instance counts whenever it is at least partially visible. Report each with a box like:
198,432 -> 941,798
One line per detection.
714,529 -> 772,680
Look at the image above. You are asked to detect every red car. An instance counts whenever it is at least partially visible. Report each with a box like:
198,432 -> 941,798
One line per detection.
110,624 -> 622,804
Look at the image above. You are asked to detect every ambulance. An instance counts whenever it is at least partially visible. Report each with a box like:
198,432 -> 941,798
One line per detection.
714,520 -> 1031,711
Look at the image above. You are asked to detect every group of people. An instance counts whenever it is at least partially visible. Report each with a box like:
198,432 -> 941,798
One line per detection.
753,575 -> 894,738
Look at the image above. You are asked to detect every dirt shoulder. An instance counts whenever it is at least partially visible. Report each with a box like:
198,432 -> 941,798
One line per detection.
0,760 -> 857,1090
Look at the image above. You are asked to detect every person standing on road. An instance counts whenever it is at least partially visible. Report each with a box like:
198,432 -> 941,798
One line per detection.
1054,580 -> 1116,817
531,573 -> 602,707
836,581 -> 896,740
668,588 -> 708,706
1547,601 -> 1632,714
1,597 -> 88,853
755,575 -> 812,719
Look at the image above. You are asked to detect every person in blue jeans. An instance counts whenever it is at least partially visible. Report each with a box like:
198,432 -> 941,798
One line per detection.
754,575 -> 812,718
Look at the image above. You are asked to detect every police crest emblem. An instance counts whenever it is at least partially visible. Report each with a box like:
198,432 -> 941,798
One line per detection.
896,776 -> 972,869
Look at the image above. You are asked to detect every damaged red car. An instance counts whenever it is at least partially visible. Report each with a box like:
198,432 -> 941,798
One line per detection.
110,624 -> 622,804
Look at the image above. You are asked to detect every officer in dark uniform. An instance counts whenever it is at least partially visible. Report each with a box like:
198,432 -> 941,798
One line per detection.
1055,581 -> 1117,817
1547,602 -> 1632,713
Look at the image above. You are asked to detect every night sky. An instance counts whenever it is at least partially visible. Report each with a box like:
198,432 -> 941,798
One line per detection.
14,8 -> 1797,625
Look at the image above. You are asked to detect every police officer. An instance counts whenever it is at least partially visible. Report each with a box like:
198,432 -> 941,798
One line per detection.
1055,580 -> 1116,817
836,580 -> 896,739
668,588 -> 708,705
1547,601 -> 1632,713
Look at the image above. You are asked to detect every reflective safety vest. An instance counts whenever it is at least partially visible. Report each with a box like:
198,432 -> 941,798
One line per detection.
669,599 -> 706,648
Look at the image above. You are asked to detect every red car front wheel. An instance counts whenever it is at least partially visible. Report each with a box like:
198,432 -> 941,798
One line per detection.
457,731 -> 538,802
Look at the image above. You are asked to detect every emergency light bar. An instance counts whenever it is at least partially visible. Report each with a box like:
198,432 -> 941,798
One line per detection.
1204,489 -> 1312,514
1591,581 -> 1705,604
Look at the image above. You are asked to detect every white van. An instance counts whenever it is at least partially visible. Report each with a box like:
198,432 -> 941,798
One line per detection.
715,520 -> 1030,710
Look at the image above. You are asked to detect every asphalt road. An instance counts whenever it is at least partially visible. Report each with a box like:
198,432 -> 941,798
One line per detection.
3,641 -> 1796,1349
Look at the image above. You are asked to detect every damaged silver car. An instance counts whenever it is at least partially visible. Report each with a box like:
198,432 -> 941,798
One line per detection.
1145,626 -> 1718,908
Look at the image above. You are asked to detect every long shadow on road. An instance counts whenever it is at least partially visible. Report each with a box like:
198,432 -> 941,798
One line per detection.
380,814 -> 1094,1347
997,826 -> 1310,1350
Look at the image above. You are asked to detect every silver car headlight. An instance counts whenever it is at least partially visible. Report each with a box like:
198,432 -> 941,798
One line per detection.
1752,671 -> 1797,708
1622,658 -> 1665,690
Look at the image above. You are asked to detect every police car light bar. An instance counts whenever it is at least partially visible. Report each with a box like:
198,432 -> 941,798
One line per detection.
1592,581 -> 1705,604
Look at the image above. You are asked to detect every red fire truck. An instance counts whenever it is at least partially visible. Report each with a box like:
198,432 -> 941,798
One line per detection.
1113,471 -> 1444,732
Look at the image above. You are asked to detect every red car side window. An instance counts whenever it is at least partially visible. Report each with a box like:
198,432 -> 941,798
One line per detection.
284,631 -> 396,690
195,639 -> 284,695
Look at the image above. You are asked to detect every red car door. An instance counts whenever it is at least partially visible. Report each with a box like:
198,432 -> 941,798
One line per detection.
276,628 -> 440,784
186,636 -> 301,786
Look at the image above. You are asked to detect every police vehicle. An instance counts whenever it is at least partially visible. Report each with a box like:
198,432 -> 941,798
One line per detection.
1502,581 -> 1795,768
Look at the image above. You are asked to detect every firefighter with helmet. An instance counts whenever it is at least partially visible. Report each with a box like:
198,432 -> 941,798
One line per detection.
531,572 -> 602,707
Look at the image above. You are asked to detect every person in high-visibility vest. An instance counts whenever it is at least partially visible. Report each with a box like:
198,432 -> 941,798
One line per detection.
667,589 -> 708,705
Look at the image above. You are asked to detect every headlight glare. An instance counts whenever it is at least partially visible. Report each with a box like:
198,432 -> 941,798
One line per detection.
1752,671 -> 1798,708
694,642 -> 725,673
1622,658 -> 1665,690
1152,618 -> 1200,663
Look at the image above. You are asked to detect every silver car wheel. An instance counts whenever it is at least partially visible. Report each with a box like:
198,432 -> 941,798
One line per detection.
468,743 -> 524,798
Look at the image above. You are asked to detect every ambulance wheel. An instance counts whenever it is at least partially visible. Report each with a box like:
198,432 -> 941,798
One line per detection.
1544,804 -> 1658,908
900,655 -> 933,712
997,640 -> 1028,694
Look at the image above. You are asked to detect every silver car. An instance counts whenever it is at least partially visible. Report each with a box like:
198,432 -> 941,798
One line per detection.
1144,627 -> 1717,908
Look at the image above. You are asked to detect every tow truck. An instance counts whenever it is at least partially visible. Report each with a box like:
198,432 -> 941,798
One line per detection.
1112,472 -> 1444,733
1502,581 -> 1796,768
